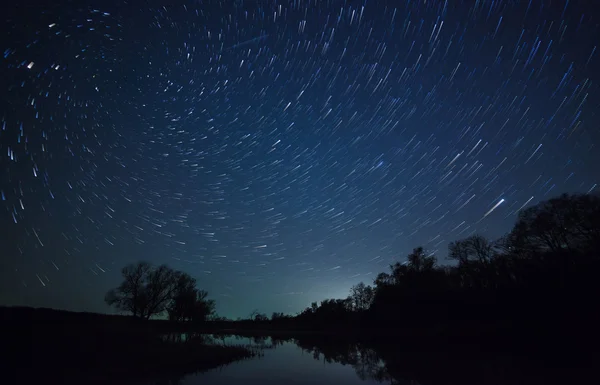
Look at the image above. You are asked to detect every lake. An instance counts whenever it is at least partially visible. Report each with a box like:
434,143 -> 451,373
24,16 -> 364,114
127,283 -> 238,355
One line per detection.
184,335 -> 387,385
151,332 -> 591,385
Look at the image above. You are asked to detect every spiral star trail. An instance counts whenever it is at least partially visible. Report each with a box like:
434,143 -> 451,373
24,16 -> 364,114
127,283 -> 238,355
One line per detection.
1,0 -> 598,318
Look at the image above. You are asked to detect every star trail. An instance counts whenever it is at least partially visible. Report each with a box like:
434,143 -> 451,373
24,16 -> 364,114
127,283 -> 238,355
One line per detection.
1,0 -> 598,318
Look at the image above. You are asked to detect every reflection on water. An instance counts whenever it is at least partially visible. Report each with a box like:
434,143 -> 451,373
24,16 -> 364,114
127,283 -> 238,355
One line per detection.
153,333 -> 591,385
182,335 -> 389,385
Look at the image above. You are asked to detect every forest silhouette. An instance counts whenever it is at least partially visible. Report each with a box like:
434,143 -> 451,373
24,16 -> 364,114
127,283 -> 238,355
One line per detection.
286,192 -> 600,339
167,193 -> 600,348
97,193 -> 600,346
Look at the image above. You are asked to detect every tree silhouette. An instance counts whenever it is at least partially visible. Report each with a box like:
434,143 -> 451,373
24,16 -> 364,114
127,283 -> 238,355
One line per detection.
508,193 -> 600,254
248,310 -> 268,321
143,265 -> 182,319
448,234 -> 496,264
105,261 -> 152,318
349,282 -> 375,311
271,312 -> 287,320
167,273 -> 198,322
192,290 -> 216,323
105,262 -> 213,320
406,247 -> 436,272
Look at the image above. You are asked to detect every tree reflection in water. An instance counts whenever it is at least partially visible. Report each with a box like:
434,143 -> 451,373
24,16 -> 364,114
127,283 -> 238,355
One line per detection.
282,333 -> 591,385
292,337 -> 408,385
155,332 -> 594,385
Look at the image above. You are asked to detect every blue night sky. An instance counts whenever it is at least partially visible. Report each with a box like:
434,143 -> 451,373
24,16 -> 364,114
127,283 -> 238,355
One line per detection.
0,0 -> 598,319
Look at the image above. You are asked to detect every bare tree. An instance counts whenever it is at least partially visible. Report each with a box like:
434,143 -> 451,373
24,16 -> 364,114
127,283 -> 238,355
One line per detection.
249,310 -> 268,322
448,235 -> 495,264
447,235 -> 498,289
105,262 -> 207,320
143,265 -> 181,319
105,262 -> 152,318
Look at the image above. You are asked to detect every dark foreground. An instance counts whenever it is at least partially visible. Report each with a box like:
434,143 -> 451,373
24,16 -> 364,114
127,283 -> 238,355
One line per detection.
1,306 -> 256,384
2,306 -> 599,385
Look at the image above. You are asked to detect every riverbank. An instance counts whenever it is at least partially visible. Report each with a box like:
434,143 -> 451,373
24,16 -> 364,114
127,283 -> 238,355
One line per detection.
1,306 -> 256,384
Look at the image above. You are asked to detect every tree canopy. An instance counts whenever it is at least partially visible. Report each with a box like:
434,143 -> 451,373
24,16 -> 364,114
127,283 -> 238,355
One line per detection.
105,263 -> 214,321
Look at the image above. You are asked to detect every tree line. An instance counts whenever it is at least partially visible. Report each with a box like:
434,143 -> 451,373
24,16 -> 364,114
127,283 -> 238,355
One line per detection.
292,193 -> 600,333
106,193 -> 600,336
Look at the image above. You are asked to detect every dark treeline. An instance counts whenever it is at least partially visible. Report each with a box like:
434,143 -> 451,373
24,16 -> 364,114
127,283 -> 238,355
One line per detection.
213,193 -> 600,346
304,193 -> 600,341
100,193 -> 600,349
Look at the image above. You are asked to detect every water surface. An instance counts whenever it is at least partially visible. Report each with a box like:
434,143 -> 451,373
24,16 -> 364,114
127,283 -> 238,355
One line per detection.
154,333 -> 591,385
184,336 -> 386,385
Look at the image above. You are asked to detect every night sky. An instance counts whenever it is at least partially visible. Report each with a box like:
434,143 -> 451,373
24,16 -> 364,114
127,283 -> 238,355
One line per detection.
1,0 -> 598,318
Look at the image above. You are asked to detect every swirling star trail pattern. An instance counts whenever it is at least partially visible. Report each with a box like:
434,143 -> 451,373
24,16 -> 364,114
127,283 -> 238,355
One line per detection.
1,0 -> 598,317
